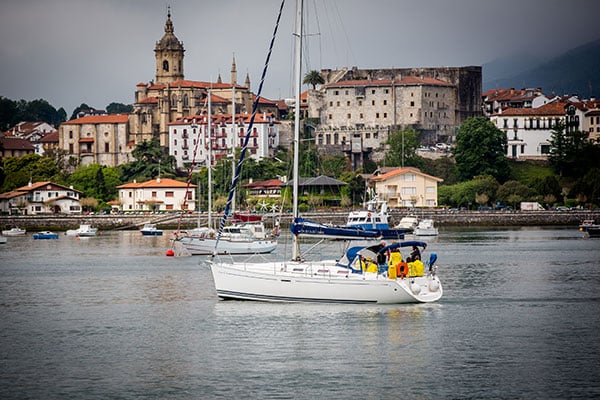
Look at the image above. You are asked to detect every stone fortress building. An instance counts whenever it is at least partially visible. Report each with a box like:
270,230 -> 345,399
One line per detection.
307,66 -> 482,169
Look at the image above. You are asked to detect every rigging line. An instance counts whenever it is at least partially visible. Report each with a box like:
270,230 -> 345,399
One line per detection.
213,0 -> 286,257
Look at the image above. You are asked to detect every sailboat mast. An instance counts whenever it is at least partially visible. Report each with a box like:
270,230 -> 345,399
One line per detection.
207,89 -> 213,229
231,82 -> 236,214
291,0 -> 303,261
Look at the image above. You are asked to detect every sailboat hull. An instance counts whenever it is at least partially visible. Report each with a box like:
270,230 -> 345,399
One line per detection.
180,237 -> 277,255
209,261 -> 442,304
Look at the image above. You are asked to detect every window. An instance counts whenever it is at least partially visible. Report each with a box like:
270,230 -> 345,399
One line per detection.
403,173 -> 416,182
383,113 -> 387,118
371,100 -> 375,106
69,144 -> 73,153
384,89 -> 389,94
329,101 -> 333,106
336,101 -> 340,107
401,187 -> 416,195
371,90 -> 375,94
383,100 -> 387,105
69,131 -> 73,139
129,192 -> 132,198
328,114 -> 332,120
347,113 -> 351,119
165,191 -> 174,197
376,113 -> 380,118
105,143 -> 109,152
347,101 -> 351,106
410,101 -> 414,107
345,90 -> 349,95
163,60 -> 169,71
358,100 -> 362,106
360,113 -> 363,119
334,90 -> 339,95
152,191 -> 157,198
166,204 -> 174,210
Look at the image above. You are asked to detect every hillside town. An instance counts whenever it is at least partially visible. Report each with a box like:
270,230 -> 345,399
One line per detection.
1,11 -> 599,217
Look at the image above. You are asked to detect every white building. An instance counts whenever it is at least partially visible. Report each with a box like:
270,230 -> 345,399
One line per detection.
116,177 -> 196,212
0,181 -> 82,215
168,112 -> 278,169
490,99 -> 585,160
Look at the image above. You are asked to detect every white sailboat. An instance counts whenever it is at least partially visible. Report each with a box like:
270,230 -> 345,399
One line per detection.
208,0 -> 442,304
176,90 -> 278,255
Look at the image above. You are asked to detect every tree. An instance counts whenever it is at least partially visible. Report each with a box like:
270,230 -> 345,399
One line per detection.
69,103 -> 92,121
453,117 -> 510,182
68,164 -> 121,201
384,128 -> 420,167
303,70 -> 324,89
121,137 -> 176,182
496,180 -> 531,207
1,154 -> 62,192
106,102 -> 133,114
548,121 -> 599,177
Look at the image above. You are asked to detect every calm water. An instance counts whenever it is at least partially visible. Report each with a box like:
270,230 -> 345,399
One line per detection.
1,227 -> 599,399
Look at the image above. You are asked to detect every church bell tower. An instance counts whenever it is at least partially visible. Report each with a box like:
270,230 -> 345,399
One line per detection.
154,8 -> 184,84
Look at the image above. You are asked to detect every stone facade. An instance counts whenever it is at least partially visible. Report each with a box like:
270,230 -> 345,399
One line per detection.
58,115 -> 131,167
308,66 -> 482,168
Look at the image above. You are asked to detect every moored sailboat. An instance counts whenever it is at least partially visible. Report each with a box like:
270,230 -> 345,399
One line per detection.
208,0 -> 442,304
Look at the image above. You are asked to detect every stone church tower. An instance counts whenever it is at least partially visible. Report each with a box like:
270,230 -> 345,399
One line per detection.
154,9 -> 184,84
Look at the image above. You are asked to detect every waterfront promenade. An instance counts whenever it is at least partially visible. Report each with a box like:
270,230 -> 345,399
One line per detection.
1,209 -> 598,232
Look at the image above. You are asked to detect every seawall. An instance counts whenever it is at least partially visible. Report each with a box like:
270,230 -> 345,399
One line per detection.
1,209 -> 598,232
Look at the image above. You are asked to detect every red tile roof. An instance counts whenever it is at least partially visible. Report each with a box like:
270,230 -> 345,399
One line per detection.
243,179 -> 283,188
63,114 -> 129,124
0,137 -> 35,150
39,131 -> 59,143
116,178 -> 196,189
497,101 -> 568,116
370,167 -> 443,182
325,76 -> 452,89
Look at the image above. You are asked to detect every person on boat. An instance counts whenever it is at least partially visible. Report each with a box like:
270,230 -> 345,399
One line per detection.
387,248 -> 403,279
410,246 -> 421,261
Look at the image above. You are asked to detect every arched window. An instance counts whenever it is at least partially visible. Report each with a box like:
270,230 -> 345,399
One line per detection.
163,60 -> 169,71
171,94 -> 177,108
183,94 -> 189,107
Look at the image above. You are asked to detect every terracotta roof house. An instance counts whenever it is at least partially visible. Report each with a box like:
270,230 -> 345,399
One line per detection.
116,177 -> 196,212
0,181 -> 83,215
370,167 -> 443,208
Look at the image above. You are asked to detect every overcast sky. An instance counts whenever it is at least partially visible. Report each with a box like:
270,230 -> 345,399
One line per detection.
1,0 -> 599,116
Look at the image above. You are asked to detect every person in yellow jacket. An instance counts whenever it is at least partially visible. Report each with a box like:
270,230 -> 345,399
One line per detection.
407,259 -> 425,277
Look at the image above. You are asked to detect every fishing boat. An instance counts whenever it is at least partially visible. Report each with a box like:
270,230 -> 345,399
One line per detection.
65,224 -> 98,237
2,227 -> 26,236
33,231 -> 59,240
414,219 -> 439,236
140,223 -> 163,236
579,220 -> 600,238
207,0 -> 442,304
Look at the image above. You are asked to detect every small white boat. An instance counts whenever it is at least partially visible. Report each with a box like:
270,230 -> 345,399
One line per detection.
65,224 -> 98,237
2,227 -> 26,236
414,219 -> 439,236
140,223 -> 163,236
395,216 -> 419,232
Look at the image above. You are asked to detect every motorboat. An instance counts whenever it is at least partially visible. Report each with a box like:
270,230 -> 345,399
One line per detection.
140,223 -> 163,236
579,220 -> 600,238
2,227 -> 26,236
344,194 -> 408,239
33,231 -> 59,239
65,224 -> 98,237
395,216 -> 419,232
414,219 -> 439,236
